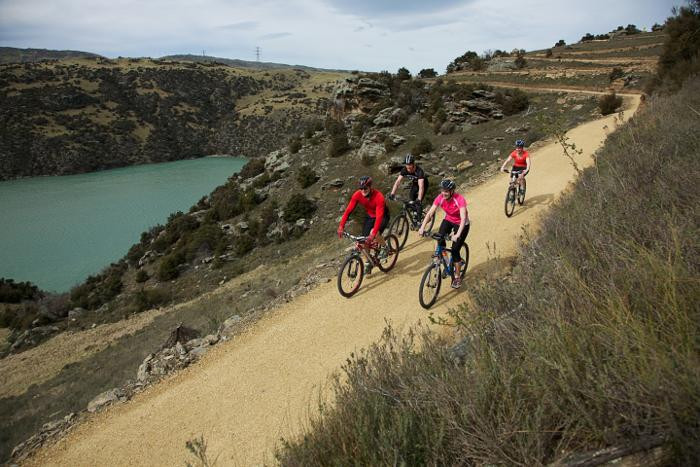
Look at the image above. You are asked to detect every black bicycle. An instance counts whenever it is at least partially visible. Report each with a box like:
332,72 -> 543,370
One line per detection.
503,170 -> 526,217
387,195 -> 435,250
418,232 -> 469,309
337,231 -> 400,298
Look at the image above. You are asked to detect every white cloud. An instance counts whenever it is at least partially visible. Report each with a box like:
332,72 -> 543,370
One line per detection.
0,0 -> 676,72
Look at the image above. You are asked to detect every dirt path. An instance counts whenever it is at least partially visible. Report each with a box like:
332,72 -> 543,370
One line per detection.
27,93 -> 641,467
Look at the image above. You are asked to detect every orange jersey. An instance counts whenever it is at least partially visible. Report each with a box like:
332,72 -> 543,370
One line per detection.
510,149 -> 530,168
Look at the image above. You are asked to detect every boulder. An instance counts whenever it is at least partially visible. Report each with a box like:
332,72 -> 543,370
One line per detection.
464,99 -> 498,112
68,307 -> 85,319
87,388 -> 125,413
457,160 -> 474,171
357,141 -> 386,162
472,89 -> 497,99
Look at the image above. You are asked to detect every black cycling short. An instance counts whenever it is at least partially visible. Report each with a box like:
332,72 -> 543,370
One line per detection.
362,208 -> 390,237
511,167 -> 527,177
437,219 -> 470,263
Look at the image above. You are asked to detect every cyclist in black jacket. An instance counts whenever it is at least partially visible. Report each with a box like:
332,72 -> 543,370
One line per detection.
388,154 -> 429,222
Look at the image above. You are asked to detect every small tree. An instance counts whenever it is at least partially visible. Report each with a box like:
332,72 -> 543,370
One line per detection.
418,68 -> 438,78
608,67 -> 625,82
283,194 -> 317,223
411,138 -> 434,156
296,165 -> 319,188
514,54 -> 527,69
396,67 -> 411,80
288,136 -> 302,154
135,269 -> 149,283
555,39 -> 566,47
598,92 -> 623,115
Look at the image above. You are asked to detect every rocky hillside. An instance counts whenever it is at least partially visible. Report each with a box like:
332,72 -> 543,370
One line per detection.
0,57 -> 345,180
0,47 -> 102,64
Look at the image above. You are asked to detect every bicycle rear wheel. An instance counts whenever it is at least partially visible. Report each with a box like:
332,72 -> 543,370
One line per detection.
419,264 -> 442,309
337,255 -> 363,298
517,178 -> 526,205
376,234 -> 400,272
388,215 -> 409,250
504,186 -> 516,217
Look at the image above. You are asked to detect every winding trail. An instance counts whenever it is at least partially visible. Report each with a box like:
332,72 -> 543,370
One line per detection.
28,92 -> 641,466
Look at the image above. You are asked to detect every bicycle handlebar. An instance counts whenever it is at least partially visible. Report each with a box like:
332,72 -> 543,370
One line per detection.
342,231 -> 369,242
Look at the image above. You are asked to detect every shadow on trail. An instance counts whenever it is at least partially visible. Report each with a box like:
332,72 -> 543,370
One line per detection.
509,193 -> 555,219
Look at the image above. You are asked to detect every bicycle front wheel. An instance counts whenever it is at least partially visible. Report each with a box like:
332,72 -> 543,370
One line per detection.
337,255 -> 363,298
376,234 -> 400,272
517,178 -> 526,205
419,264 -> 442,309
389,215 -> 409,250
457,244 -> 470,280
504,186 -> 516,217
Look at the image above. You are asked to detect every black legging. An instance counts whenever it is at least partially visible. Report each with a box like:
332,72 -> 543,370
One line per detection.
438,219 -> 469,263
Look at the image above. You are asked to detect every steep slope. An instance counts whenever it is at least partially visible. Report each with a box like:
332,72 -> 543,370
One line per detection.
26,92 -> 640,467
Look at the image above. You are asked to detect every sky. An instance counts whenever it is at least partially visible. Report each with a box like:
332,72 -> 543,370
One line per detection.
0,0 -> 677,72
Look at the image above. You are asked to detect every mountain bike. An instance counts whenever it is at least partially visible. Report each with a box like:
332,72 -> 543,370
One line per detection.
503,170 -> 526,217
337,231 -> 400,298
418,232 -> 469,309
387,195 -> 435,250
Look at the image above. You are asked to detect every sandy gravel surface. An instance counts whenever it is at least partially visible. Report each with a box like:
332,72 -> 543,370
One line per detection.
27,93 -> 640,467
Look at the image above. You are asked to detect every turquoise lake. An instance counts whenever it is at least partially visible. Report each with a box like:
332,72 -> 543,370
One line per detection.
0,157 -> 246,293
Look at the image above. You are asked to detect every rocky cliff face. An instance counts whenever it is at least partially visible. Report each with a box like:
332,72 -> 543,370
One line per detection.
0,58 -> 340,180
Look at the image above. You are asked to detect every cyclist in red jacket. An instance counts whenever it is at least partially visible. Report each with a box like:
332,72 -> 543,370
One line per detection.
337,176 -> 390,246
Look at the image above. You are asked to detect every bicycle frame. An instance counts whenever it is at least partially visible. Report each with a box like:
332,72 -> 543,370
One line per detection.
344,233 -> 380,266
431,241 -> 456,278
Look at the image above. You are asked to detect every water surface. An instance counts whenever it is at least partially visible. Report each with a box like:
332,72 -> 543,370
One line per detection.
0,157 -> 245,292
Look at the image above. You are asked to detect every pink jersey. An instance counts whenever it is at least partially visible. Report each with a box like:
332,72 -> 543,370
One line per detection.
433,193 -> 468,225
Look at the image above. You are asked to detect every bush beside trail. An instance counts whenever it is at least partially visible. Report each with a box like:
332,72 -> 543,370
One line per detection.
275,77 -> 700,466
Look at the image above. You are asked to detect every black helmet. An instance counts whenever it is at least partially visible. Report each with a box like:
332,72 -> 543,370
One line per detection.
404,154 -> 415,165
515,139 -> 525,148
358,175 -> 373,189
440,179 -> 456,191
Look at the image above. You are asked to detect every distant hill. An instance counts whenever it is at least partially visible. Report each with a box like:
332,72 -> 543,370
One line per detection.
160,54 -> 349,72
0,47 -> 103,64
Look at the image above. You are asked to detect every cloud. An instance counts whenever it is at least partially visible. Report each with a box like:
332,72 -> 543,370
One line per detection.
219,21 -> 258,30
258,32 -> 292,40
323,0 -> 470,17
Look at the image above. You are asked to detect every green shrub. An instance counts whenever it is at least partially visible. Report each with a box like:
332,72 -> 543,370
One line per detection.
69,263 -> 126,310
233,234 -> 255,256
157,250 -> 186,281
495,88 -> 530,115
297,165 -> 319,188
608,67 -> 625,81
598,92 -> 623,115
396,67 -> 411,80
238,158 -> 266,179
655,0 -> 700,89
328,133 -> 350,157
0,278 -> 42,303
288,137 -> 302,154
185,224 -> 225,261
132,287 -> 170,312
514,55 -> 527,69
135,269 -> 149,283
283,194 -> 317,223
411,138 -> 433,156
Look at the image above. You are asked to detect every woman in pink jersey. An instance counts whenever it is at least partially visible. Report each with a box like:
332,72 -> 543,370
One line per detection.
418,179 -> 469,288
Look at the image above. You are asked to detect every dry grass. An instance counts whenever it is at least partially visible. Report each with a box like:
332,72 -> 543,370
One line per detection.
275,77 -> 700,466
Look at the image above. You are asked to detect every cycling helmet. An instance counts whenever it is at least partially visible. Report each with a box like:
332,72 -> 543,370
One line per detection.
515,139 -> 525,148
404,154 -> 415,165
358,175 -> 373,189
440,179 -> 456,191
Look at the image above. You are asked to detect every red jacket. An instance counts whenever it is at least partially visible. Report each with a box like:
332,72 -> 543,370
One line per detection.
339,189 -> 386,236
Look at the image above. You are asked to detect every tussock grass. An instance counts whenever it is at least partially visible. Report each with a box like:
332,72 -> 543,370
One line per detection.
276,77 -> 700,465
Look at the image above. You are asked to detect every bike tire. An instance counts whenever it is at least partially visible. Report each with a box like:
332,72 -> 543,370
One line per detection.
376,234 -> 400,272
458,243 -> 469,280
388,215 -> 409,250
505,186 -> 516,217
419,264 -> 442,309
337,255 -> 364,298
517,178 -> 526,205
